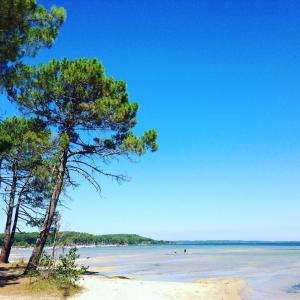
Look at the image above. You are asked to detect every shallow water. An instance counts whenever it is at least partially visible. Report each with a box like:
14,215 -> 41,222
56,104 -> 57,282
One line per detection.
11,244 -> 300,299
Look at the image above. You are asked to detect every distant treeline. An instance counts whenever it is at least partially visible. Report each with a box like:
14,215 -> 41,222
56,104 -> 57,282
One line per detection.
0,232 -> 164,247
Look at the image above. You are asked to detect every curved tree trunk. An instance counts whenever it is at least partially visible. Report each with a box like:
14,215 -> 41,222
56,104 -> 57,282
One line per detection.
24,150 -> 68,273
0,163 -> 17,263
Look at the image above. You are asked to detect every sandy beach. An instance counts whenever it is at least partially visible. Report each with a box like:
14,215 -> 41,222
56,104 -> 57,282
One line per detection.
71,276 -> 246,300
0,273 -> 246,300
1,250 -> 249,300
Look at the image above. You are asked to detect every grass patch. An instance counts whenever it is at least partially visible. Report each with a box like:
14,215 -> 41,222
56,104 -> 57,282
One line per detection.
0,276 -> 83,299
27,277 -> 83,298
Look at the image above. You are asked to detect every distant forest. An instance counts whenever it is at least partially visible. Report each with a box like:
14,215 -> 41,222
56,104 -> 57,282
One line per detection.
0,232 -> 164,247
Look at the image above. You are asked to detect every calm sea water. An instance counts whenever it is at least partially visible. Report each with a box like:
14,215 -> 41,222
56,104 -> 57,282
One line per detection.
10,244 -> 300,300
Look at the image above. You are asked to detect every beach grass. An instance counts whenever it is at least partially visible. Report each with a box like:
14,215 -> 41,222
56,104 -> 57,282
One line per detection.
0,264 -> 83,299
0,276 -> 83,299
26,277 -> 83,298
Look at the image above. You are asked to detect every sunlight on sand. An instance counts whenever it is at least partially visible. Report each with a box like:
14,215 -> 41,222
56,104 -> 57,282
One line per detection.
71,276 -> 247,300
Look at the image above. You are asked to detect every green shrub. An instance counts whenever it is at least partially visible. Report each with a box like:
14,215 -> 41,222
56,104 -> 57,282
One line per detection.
31,247 -> 87,296
54,248 -> 87,289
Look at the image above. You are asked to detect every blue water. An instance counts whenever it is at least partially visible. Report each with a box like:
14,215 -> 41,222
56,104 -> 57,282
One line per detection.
10,244 -> 300,299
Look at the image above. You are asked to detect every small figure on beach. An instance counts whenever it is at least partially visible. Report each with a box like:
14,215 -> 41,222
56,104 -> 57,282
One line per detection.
184,249 -> 187,254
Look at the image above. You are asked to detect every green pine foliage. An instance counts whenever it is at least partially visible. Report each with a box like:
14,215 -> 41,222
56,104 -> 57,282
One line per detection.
0,116 -> 52,159
8,58 -> 158,157
0,0 -> 66,85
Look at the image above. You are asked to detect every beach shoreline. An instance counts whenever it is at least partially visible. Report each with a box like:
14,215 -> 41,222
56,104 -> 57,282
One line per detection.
71,275 -> 247,300
0,268 -> 247,300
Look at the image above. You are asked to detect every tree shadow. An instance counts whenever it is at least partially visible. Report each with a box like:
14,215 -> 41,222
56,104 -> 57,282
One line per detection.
0,273 -> 22,288
83,270 -> 130,280
0,265 -> 25,288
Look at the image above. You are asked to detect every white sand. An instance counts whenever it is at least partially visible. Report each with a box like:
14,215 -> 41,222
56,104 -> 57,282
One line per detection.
71,276 -> 246,300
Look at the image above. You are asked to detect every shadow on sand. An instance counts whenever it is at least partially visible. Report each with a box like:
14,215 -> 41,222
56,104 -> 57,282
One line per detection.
84,269 -> 130,280
0,265 -> 24,288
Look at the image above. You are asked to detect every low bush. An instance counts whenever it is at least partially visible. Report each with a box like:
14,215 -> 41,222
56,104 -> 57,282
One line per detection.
29,247 -> 87,297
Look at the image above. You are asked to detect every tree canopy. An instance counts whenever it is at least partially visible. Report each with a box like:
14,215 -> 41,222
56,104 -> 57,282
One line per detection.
8,58 -> 158,178
0,0 -> 66,85
0,116 -> 52,164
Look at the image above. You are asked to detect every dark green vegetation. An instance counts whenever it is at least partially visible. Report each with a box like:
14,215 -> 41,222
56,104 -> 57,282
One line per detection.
0,232 -> 163,247
0,0 -> 65,86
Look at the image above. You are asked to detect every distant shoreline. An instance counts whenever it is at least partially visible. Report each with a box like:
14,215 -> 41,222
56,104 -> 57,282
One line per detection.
6,231 -> 300,249
11,240 -> 300,250
1,232 -> 165,248
11,243 -> 158,250
174,240 -> 300,246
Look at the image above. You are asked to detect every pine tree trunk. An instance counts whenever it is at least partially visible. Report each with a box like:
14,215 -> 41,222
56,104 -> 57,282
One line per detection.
24,150 -> 68,273
3,175 -> 34,262
0,163 -> 17,263
3,194 -> 22,262
3,175 -> 31,263
51,225 -> 58,260
0,158 -> 3,189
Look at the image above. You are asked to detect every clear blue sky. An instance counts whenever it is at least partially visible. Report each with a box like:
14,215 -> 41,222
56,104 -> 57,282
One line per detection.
1,0 -> 300,240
